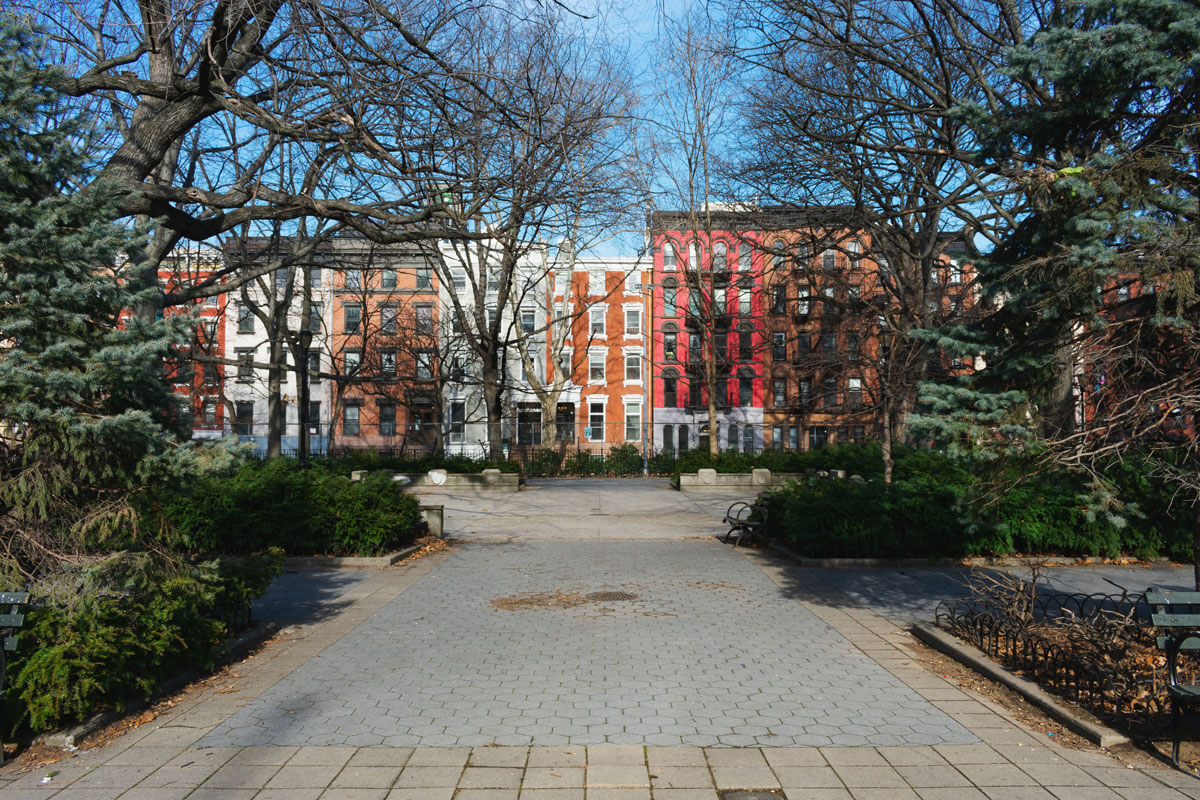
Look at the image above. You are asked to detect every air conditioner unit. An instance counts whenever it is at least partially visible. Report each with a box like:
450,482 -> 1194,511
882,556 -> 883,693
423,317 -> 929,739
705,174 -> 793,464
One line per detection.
631,282 -> 643,292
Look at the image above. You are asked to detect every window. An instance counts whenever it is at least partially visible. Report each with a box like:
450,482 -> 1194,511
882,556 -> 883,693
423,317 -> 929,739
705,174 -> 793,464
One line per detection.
663,424 -> 675,452
772,425 -> 784,451
851,425 -> 866,444
307,302 -> 322,333
175,360 -> 194,385
414,304 -> 432,335
688,287 -> 702,319
206,294 -> 219,307
345,268 -> 362,289
381,268 -> 397,289
589,351 -> 605,382
848,284 -> 861,302
821,377 -> 837,407
788,426 -> 799,451
202,397 -> 217,428
238,303 -> 255,333
929,265 -> 940,285
949,263 -> 963,284
308,401 -> 321,435
796,294 -> 810,316
380,350 -> 396,376
452,269 -> 467,292
739,331 -> 752,361
715,331 -> 728,362
590,307 -> 605,335
415,349 -> 434,380
713,241 -> 727,271
555,402 -> 575,442
664,373 -> 678,407
772,285 -> 787,314
772,332 -> 786,360
772,241 -> 785,269
716,377 -> 728,407
416,264 -> 433,289
678,424 -> 690,452
449,401 -> 465,443
379,404 -> 396,436
380,304 -> 398,335
450,356 -> 465,382
486,266 -> 500,295
847,333 -> 861,357
772,377 -> 787,406
739,376 -> 753,406
738,242 -> 751,271
796,334 -> 812,358
204,363 -> 220,384
588,402 -> 604,441
625,308 -> 641,336
308,350 -> 321,382
524,343 -> 543,382
727,423 -> 739,452
236,348 -> 254,382
203,320 -> 218,341
274,268 -> 289,290
663,286 -> 677,316
743,425 -> 754,454
625,352 -> 641,382
809,426 -> 829,449
342,350 -> 361,377
1116,284 -> 1130,303
309,265 -> 322,287
688,241 -> 700,270
235,398 -> 254,431
822,250 -> 836,270
664,331 -> 677,361
821,332 -> 837,352
344,304 -> 361,333
520,308 -> 536,334
714,286 -> 727,315
848,239 -> 863,269
848,377 -> 863,407
624,400 -> 641,441
686,332 -> 700,363
688,378 -> 702,407
343,405 -> 360,436
662,241 -> 677,270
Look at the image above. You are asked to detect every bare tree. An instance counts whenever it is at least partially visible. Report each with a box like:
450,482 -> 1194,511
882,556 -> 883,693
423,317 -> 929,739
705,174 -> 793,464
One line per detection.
411,9 -> 641,459
733,0 -> 1055,478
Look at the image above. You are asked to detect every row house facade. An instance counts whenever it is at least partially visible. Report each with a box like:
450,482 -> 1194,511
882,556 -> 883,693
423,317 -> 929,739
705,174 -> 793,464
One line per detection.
649,208 -> 974,454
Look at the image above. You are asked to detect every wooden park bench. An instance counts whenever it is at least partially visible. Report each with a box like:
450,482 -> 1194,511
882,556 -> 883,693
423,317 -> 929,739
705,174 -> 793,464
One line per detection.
1,591 -> 30,765
720,500 -> 767,547
1148,591 -> 1200,767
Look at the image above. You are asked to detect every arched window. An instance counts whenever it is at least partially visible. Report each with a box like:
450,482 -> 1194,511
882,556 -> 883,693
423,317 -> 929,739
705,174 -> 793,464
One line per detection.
662,241 -> 677,270
727,422 -> 739,452
772,240 -> 786,270
713,241 -> 728,271
738,242 -> 751,271
688,241 -> 700,270
663,424 -> 675,452
662,368 -> 679,407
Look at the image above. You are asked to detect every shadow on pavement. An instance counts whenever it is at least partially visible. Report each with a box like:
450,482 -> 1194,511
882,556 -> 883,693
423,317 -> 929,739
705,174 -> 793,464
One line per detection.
251,567 -> 375,629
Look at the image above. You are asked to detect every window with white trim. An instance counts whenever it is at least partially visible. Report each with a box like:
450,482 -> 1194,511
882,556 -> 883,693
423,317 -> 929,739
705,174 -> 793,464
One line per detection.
662,242 -> 677,270
588,402 -> 604,441
624,399 -> 641,442
625,307 -> 641,336
590,307 -> 605,335
589,351 -> 605,382
625,352 -> 641,382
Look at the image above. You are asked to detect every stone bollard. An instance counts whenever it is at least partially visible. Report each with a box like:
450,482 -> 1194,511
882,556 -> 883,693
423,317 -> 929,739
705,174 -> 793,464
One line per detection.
751,468 -> 772,486
834,469 -> 847,479
698,468 -> 717,485
350,470 -> 367,482
482,468 -> 501,485
850,474 -> 866,483
816,470 -> 829,478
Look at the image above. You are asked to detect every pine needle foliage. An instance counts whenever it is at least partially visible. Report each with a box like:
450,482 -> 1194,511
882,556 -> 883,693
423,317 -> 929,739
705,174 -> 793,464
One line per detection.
0,19 -> 189,581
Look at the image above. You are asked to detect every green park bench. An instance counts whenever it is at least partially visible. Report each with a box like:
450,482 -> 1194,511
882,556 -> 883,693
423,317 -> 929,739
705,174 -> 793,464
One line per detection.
1148,591 -> 1200,767
1,591 -> 30,765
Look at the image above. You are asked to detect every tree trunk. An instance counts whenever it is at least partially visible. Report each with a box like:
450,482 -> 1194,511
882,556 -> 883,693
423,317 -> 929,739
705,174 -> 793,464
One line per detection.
881,399 -> 895,485
266,334 -> 284,458
482,362 -> 504,460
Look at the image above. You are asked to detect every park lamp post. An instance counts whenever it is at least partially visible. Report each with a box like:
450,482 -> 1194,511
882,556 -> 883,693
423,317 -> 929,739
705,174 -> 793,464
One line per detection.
297,328 -> 313,467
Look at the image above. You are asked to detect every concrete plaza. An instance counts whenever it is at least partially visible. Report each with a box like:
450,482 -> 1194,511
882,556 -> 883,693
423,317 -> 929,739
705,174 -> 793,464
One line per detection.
2,478 -> 1198,799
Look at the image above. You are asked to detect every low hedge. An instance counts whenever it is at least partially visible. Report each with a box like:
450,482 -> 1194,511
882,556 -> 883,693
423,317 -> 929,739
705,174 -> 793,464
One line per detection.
757,447 -> 1188,560
151,459 -> 423,556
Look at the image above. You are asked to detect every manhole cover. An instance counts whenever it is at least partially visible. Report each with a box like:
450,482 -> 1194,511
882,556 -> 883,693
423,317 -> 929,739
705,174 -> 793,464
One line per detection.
586,591 -> 637,602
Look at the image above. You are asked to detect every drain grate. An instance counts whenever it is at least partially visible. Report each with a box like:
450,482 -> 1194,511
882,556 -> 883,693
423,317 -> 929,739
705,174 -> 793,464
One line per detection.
718,792 -> 787,800
586,591 -> 638,602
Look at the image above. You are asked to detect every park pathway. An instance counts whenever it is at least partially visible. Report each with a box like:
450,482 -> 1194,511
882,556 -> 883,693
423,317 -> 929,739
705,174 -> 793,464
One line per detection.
2,479 -> 1198,799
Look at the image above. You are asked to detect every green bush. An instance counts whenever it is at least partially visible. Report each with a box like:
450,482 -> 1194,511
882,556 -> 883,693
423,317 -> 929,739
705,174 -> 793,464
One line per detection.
151,460 -> 423,556
313,450 -> 521,476
604,444 -> 644,476
525,448 -> 564,477
6,550 -> 282,733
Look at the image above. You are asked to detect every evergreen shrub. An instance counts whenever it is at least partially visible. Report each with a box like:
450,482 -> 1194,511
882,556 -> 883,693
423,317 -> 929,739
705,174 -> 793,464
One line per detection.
154,459 -> 422,556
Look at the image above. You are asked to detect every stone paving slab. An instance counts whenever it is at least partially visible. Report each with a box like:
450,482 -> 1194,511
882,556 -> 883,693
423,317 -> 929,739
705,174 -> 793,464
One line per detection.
6,745 -> 1200,799
198,540 -> 974,748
